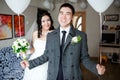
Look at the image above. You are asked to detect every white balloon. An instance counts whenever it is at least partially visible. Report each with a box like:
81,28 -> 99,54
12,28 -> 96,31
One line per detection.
69,0 -> 78,3
5,0 -> 31,14
87,0 -> 114,13
114,0 -> 120,8
43,0 -> 54,11
80,1 -> 88,9
43,0 -> 51,9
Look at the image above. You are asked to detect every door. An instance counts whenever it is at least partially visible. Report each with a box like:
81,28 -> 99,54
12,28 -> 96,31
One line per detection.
72,11 -> 86,32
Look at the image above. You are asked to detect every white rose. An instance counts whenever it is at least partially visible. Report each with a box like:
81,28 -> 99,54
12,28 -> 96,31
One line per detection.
71,35 -> 81,44
72,37 -> 78,43
16,53 -> 20,57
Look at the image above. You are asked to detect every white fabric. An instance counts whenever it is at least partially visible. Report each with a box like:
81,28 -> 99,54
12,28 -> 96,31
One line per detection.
23,39 -> 48,80
24,19 -> 37,45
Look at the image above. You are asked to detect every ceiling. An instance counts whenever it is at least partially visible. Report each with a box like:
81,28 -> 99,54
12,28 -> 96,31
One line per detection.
30,0 -> 82,6
30,0 -> 83,9
30,0 -> 120,10
31,0 -> 82,4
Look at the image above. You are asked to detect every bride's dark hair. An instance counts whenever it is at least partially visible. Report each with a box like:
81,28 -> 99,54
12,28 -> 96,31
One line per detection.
37,9 -> 54,38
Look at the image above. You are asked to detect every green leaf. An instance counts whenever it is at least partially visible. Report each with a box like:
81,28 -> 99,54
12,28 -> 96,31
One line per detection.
77,35 -> 81,42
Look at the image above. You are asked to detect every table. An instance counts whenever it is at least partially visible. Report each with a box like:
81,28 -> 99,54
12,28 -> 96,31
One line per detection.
99,43 -> 120,63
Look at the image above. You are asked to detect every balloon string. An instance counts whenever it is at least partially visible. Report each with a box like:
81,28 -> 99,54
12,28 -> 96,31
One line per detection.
99,13 -> 102,43
99,13 -> 102,64
18,14 -> 21,38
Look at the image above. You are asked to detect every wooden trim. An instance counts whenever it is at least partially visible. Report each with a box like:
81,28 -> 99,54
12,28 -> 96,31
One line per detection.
73,11 -> 86,32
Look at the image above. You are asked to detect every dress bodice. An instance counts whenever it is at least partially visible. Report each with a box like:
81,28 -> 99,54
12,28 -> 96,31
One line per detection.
29,39 -> 46,60
23,39 -> 48,80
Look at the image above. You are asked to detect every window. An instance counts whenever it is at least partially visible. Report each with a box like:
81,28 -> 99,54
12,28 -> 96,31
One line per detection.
72,12 -> 86,32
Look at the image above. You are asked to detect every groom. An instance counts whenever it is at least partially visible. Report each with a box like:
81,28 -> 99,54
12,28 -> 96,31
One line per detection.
21,3 -> 105,80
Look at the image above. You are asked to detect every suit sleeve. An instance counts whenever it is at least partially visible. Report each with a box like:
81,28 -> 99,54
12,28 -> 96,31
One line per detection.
28,34 -> 51,69
28,49 -> 48,69
80,32 -> 98,76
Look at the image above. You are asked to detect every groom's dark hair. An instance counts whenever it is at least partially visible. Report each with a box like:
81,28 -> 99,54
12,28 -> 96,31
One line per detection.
59,3 -> 75,15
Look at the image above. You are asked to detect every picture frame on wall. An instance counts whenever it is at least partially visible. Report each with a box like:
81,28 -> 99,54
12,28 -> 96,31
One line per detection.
104,14 -> 119,21
14,15 -> 25,37
0,14 -> 13,40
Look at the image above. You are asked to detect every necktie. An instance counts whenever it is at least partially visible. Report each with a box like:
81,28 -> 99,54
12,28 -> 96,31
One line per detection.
57,31 -> 66,80
61,31 -> 66,48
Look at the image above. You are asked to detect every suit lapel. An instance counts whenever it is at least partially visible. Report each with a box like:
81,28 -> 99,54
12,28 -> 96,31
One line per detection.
53,28 -> 61,56
63,26 -> 76,52
54,26 -> 76,53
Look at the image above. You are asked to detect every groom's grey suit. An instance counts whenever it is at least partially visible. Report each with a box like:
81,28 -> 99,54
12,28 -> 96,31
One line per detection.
29,26 -> 98,80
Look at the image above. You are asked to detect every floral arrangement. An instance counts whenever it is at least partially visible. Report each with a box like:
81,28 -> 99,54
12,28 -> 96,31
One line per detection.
71,35 -> 81,44
12,38 -> 30,60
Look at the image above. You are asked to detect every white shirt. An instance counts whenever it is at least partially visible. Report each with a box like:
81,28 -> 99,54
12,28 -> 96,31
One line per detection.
60,26 -> 70,44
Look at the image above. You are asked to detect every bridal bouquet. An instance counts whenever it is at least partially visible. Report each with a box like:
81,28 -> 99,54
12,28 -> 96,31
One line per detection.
12,38 -> 30,60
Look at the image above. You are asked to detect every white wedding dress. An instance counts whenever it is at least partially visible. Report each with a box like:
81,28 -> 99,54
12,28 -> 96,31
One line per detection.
23,39 -> 48,80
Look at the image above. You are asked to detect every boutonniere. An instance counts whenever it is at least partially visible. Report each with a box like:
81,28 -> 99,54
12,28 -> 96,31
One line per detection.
71,35 -> 81,44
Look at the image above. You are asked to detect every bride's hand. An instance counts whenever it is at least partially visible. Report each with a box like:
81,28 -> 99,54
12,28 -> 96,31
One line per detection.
20,60 -> 29,69
26,48 -> 34,55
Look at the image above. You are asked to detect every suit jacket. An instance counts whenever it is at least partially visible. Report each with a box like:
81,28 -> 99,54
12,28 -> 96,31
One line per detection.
29,26 -> 98,80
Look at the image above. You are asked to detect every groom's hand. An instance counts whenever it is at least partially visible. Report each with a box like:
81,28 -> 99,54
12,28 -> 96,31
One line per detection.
96,64 -> 106,75
20,60 -> 29,69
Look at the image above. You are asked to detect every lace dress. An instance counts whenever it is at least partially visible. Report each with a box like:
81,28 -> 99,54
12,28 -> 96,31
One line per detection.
23,39 -> 48,80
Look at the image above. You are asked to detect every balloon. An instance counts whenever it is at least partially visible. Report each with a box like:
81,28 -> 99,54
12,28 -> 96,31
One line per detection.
43,0 -> 51,9
5,0 -> 31,14
114,0 -> 120,8
43,0 -> 54,11
87,0 -> 114,13
80,1 -> 88,9
69,0 -> 77,3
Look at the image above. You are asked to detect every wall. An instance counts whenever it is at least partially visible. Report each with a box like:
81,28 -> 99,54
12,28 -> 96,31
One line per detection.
86,3 -> 120,57
0,1 -> 120,57
50,3 -> 120,57
0,0 -> 37,49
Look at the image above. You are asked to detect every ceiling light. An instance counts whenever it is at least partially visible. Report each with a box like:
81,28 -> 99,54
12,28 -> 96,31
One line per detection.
80,1 -> 87,9
43,0 -> 54,11
114,0 -> 120,8
69,0 -> 77,3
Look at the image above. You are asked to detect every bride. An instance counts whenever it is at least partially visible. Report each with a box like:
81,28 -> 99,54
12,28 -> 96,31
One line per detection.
22,11 -> 54,80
